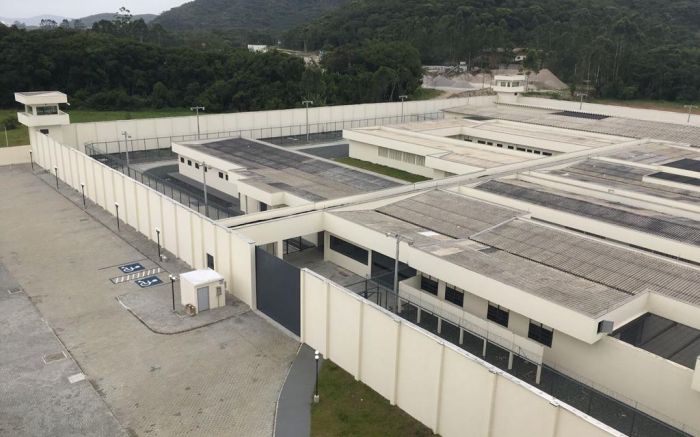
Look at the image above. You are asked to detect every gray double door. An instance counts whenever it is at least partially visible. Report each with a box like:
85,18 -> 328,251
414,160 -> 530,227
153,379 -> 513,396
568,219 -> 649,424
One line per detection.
255,247 -> 300,336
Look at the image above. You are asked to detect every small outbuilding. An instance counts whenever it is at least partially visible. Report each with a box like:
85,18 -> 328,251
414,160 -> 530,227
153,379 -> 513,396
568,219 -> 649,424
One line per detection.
179,269 -> 226,313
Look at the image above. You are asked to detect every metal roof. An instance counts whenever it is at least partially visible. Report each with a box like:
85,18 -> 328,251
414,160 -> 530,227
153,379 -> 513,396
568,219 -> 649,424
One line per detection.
476,179 -> 700,246
471,220 -> 700,307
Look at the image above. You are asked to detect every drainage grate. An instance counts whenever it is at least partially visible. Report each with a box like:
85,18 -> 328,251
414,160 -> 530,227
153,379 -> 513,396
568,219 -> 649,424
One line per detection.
42,351 -> 67,364
7,287 -> 23,295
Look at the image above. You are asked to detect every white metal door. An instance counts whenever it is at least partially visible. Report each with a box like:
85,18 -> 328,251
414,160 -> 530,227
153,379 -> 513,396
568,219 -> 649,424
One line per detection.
197,286 -> 210,312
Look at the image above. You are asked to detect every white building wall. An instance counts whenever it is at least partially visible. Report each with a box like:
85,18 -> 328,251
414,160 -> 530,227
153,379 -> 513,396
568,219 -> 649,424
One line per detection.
300,269 -> 622,437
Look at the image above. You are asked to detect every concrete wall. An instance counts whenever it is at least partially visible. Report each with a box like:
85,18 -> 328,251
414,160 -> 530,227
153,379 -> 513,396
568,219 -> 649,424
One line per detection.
32,134 -> 257,307
545,331 -> 700,434
0,145 -> 31,166
58,97 -> 492,151
517,97 -> 700,127
300,269 -> 621,437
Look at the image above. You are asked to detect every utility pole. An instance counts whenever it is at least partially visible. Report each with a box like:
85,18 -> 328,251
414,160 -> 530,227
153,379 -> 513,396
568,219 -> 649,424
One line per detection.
121,131 -> 131,166
385,232 -> 413,311
202,161 -> 209,217
302,100 -> 313,143
190,106 -> 205,139
575,92 -> 588,110
399,95 -> 408,123
684,104 -> 698,124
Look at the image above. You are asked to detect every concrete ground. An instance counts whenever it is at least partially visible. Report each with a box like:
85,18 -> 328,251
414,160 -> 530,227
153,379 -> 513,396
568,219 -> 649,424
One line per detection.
0,263 -> 126,437
0,165 -> 299,437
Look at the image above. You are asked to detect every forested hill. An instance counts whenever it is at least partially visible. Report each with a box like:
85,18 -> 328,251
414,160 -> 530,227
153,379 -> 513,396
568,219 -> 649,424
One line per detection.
154,0 -> 349,32
286,0 -> 700,101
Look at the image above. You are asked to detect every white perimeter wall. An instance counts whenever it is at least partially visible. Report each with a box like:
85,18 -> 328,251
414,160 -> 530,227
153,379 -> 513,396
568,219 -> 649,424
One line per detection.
300,269 -> 621,437
32,134 -> 257,307
57,97 -> 495,151
0,145 -> 31,166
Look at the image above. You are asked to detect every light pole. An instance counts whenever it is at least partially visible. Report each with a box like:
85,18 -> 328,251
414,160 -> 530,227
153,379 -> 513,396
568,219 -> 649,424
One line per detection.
684,104 -> 697,124
169,274 -> 177,311
313,350 -> 320,403
4,125 -> 7,147
114,202 -> 120,231
155,227 -> 161,259
190,106 -> 205,139
399,95 -> 408,123
386,232 -> 414,311
575,92 -> 588,110
80,182 -> 86,208
54,166 -> 59,190
121,131 -> 131,167
202,161 -> 209,217
302,100 -> 313,143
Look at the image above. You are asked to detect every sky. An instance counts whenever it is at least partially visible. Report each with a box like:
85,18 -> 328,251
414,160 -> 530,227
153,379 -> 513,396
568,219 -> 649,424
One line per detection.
0,0 -> 190,19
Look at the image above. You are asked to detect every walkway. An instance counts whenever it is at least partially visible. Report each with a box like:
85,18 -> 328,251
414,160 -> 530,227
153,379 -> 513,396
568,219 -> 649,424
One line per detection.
0,164 -> 299,436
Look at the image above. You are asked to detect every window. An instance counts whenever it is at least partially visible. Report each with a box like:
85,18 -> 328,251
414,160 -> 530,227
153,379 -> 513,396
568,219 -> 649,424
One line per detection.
507,145 -> 514,150
195,163 -> 200,169
444,285 -> 464,307
219,171 -> 224,179
180,157 -> 185,163
528,321 -> 553,347
477,140 -> 486,144
39,129 -> 49,135
206,253 -> 215,269
487,303 -> 509,327
187,160 -> 192,166
420,274 -> 438,295
36,105 -> 58,115
225,174 -> 229,181
330,235 -> 368,264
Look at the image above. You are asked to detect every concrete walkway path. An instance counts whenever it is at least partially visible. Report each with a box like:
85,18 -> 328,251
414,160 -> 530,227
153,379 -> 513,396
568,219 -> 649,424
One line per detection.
274,344 -> 324,437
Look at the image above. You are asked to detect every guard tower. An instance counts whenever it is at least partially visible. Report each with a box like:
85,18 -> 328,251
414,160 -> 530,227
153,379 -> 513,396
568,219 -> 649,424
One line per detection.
15,91 -> 70,146
492,75 -> 528,104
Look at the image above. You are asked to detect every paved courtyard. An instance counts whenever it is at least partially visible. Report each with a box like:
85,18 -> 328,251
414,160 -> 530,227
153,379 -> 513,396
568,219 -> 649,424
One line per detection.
0,165 -> 299,436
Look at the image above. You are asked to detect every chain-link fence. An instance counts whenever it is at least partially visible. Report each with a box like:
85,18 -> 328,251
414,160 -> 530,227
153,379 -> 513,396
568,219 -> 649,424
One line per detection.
344,271 -> 691,437
85,144 -> 239,220
84,112 -> 446,155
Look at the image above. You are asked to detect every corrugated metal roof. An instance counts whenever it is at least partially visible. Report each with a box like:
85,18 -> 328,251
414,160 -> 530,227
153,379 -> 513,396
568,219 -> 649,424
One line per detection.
477,179 -> 700,246
472,220 -> 700,307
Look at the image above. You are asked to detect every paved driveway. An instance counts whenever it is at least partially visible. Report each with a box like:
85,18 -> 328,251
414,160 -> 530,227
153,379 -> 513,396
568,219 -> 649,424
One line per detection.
0,165 -> 299,437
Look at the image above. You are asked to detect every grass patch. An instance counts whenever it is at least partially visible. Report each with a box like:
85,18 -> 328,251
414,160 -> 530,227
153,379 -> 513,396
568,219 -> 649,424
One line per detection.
411,87 -> 444,100
0,108 -> 192,147
311,361 -> 434,437
335,157 -> 430,183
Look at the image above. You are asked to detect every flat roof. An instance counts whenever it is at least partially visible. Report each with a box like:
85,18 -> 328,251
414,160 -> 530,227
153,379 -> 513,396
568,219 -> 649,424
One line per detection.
445,105 -> 700,147
472,220 -> 700,307
476,179 -> 700,246
180,138 -> 400,202
542,159 -> 700,206
331,190 -> 636,317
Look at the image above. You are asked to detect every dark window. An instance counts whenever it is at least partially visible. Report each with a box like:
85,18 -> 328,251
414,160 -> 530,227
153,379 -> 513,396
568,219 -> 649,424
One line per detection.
187,160 -> 192,166
260,202 -> 268,212
36,106 -> 58,115
528,321 -> 553,347
219,171 -> 224,179
206,253 -> 215,269
225,174 -> 229,181
330,235 -> 368,264
420,275 -> 438,295
487,303 -> 509,327
195,163 -> 200,169
444,285 -> 464,307
542,152 -> 552,156
39,128 -> 49,135
477,140 -> 486,144
180,157 -> 185,163
507,145 -> 514,150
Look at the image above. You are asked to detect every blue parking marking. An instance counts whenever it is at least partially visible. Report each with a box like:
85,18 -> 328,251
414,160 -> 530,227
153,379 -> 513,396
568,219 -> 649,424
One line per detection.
135,276 -> 162,288
119,262 -> 145,274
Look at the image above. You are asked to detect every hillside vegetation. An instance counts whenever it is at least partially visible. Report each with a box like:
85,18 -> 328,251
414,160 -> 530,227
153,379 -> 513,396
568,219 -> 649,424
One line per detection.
287,0 -> 700,101
154,0 -> 348,33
